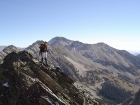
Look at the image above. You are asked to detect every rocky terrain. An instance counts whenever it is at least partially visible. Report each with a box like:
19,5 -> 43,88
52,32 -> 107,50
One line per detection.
0,51 -> 102,105
0,45 -> 20,64
48,37 -> 140,104
1,36 -> 140,104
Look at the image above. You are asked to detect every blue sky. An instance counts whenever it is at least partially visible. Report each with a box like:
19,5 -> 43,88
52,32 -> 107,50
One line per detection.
0,0 -> 140,52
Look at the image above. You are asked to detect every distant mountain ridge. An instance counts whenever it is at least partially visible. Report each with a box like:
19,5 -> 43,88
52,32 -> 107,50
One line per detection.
0,46 -> 6,51
48,37 -> 140,103
49,37 -> 140,69
0,45 -> 20,64
0,46 -> 24,51
137,54 -> 140,58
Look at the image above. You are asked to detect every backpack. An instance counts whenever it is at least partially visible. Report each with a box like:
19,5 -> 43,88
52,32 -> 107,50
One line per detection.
39,44 -> 45,52
39,44 -> 48,52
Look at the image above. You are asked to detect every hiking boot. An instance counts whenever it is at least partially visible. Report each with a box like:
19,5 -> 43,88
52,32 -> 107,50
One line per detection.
41,58 -> 43,62
45,58 -> 48,66
46,63 -> 49,67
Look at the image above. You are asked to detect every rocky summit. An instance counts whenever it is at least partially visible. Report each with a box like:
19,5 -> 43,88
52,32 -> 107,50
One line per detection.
0,51 -> 101,105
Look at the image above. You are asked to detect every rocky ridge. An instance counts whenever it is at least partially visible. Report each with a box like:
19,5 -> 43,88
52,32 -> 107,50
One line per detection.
137,54 -> 140,59
0,45 -> 20,64
1,37 -> 140,104
0,51 -> 102,105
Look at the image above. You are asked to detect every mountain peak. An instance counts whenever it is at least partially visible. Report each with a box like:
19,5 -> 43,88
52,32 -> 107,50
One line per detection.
3,45 -> 17,49
96,42 -> 108,46
3,45 -> 19,53
48,36 -> 73,46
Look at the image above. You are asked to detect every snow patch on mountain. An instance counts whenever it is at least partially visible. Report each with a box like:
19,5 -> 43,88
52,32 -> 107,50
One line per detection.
2,82 -> 9,87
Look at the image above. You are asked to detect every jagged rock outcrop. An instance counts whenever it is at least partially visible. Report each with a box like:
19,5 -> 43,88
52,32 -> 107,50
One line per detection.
0,45 -> 19,64
0,51 -> 102,105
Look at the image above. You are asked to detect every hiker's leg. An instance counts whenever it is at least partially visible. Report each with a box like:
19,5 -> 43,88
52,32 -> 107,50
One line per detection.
40,52 -> 43,63
44,52 -> 48,66
45,58 -> 48,66
41,58 -> 43,63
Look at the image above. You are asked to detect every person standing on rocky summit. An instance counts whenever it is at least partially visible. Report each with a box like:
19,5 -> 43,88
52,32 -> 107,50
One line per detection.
39,41 -> 48,66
